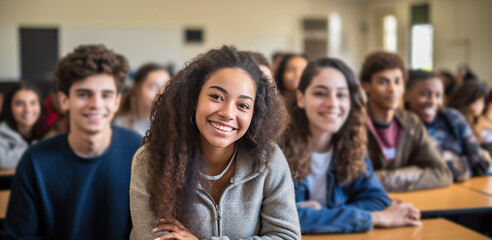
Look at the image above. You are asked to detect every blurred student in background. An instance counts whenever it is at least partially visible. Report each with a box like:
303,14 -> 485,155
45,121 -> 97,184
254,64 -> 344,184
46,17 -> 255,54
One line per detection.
437,70 -> 457,97
246,51 -> 274,81
271,51 -> 285,74
447,80 -> 487,140
0,82 -> 43,169
281,57 -> 420,234
114,63 -> 170,136
405,70 -> 489,182
275,54 -> 309,107
5,44 -> 142,239
360,51 -> 452,192
39,81 -> 68,139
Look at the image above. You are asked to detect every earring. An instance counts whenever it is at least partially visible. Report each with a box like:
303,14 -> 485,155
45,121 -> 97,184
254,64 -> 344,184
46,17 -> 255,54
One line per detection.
190,115 -> 196,125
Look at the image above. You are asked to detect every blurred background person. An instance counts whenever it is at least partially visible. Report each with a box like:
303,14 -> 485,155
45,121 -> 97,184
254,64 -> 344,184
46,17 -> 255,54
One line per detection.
274,53 -> 309,109
0,82 -> 43,169
38,81 -> 68,139
271,51 -> 285,74
405,70 -> 489,182
437,70 -> 457,97
247,51 -> 274,81
447,80 -> 488,141
114,63 -> 170,136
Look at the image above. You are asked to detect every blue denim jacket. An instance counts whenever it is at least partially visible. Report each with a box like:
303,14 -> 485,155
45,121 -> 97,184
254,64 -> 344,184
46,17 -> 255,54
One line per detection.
295,155 -> 391,234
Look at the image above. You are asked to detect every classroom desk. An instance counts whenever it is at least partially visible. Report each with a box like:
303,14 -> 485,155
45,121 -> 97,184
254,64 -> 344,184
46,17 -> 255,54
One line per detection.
0,169 -> 15,176
388,184 -> 492,216
302,219 -> 489,240
458,176 -> 492,197
0,190 -> 10,219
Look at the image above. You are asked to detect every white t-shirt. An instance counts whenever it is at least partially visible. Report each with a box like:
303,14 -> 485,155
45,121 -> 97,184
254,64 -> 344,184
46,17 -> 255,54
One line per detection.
305,148 -> 333,206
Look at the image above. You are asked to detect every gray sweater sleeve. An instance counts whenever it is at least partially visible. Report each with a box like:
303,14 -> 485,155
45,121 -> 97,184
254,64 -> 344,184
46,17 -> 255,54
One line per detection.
253,146 -> 301,239
0,131 -> 28,169
129,146 -> 161,240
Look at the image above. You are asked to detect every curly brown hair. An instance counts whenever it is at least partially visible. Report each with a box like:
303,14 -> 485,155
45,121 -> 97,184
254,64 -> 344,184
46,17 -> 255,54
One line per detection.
143,45 -> 289,222
280,58 -> 367,185
360,51 -> 407,83
54,44 -> 129,96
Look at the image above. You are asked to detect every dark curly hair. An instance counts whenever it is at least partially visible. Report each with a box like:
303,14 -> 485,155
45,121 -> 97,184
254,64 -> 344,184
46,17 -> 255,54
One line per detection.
360,51 -> 407,83
406,69 -> 438,91
54,44 -> 129,96
0,82 -> 44,143
280,58 -> 367,185
143,45 -> 289,223
274,53 -> 309,94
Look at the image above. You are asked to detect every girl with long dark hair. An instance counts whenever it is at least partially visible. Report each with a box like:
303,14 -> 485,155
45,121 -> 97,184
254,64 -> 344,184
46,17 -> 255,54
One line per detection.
281,58 -> 421,233
130,46 -> 300,239
0,82 -> 43,169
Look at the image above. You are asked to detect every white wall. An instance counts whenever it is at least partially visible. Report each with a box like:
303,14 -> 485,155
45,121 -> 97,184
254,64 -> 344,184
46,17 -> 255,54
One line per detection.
432,0 -> 492,82
0,0 -> 366,80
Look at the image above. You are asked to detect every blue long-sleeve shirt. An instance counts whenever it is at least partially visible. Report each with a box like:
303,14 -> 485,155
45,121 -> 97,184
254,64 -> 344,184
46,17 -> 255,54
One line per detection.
295,156 -> 391,234
4,126 -> 142,240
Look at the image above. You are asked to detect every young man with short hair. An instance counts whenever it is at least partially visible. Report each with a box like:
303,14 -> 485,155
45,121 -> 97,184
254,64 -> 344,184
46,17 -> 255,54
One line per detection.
5,45 -> 142,239
360,51 -> 452,192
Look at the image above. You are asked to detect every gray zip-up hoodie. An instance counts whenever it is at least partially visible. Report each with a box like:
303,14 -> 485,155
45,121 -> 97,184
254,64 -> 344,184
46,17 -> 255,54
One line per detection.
0,121 -> 30,169
129,144 -> 301,240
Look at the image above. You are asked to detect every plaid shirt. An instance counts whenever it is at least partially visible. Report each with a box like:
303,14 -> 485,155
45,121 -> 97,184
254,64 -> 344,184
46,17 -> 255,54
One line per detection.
426,108 -> 489,181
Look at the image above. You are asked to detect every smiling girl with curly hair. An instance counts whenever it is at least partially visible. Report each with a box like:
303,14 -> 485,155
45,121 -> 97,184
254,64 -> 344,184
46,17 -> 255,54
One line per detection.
129,45 -> 300,240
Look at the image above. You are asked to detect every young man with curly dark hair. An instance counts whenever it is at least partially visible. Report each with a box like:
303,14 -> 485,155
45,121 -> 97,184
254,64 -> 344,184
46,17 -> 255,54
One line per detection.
5,44 -> 142,239
360,51 -> 452,192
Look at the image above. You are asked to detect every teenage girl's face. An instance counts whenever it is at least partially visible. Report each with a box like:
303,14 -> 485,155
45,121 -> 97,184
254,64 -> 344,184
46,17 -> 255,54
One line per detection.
137,70 -> 170,112
468,97 -> 485,117
195,68 -> 256,151
11,89 -> 41,129
297,67 -> 351,135
283,57 -> 308,91
404,77 -> 443,123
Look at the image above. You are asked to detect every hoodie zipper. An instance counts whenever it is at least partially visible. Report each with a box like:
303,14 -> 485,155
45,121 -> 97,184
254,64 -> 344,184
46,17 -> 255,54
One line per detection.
202,188 -> 226,236
214,203 -> 222,235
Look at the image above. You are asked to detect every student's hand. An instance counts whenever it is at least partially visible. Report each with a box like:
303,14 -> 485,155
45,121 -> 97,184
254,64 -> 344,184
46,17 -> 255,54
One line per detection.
297,200 -> 322,210
152,218 -> 198,240
371,201 -> 422,228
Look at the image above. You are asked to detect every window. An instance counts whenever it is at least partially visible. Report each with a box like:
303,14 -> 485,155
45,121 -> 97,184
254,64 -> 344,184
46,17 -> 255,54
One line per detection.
329,13 -> 342,56
303,18 -> 328,60
410,4 -> 433,70
411,24 -> 433,70
383,15 -> 397,53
